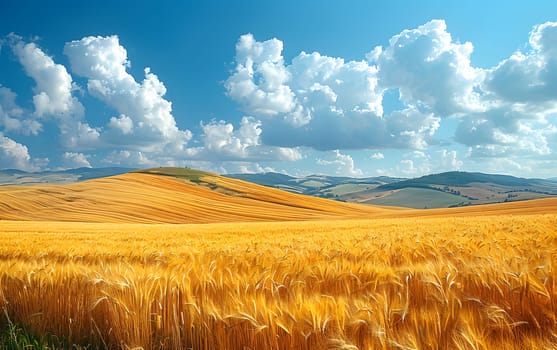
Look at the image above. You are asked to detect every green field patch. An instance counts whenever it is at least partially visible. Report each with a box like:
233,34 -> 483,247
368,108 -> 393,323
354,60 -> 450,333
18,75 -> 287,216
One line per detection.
300,180 -> 328,188
323,183 -> 378,196
365,187 -> 469,208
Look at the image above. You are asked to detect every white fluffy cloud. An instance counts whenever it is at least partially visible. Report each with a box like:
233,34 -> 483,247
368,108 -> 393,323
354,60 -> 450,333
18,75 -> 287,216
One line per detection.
456,22 -> 557,158
10,37 -> 99,150
64,35 -> 192,154
102,150 -> 155,168
0,132 -> 41,171
288,51 -> 383,125
383,149 -> 462,177
317,150 -> 362,176
224,21 -> 557,165
225,34 -> 296,117
455,107 -> 554,157
61,152 -> 91,169
438,149 -> 463,170
484,22 -> 557,104
0,86 -> 41,135
12,39 -> 84,119
225,32 -> 442,151
262,105 -> 439,150
370,19 -> 483,116
234,163 -> 276,174
187,116 -> 302,161
4,20 -> 557,174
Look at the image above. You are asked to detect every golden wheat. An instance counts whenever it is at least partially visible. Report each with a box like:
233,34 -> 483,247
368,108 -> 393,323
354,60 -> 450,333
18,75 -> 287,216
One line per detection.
1,214 -> 557,349
1,172 -> 555,223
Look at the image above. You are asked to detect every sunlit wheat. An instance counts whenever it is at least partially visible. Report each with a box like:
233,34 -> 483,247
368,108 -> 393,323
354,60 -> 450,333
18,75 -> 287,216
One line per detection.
0,213 -> 556,349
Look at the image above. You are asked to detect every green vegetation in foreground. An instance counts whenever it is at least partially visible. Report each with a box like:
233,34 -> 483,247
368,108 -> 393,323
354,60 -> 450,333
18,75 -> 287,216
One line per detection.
135,167 -> 213,183
366,187 -> 469,208
0,324 -> 71,350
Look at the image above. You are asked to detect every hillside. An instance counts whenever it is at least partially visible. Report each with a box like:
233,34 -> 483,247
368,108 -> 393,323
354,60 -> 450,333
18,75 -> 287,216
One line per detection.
376,171 -> 553,189
228,171 -> 557,208
0,167 -> 391,223
1,167 -> 556,223
4,168 -> 555,210
364,171 -> 557,208
226,172 -> 403,198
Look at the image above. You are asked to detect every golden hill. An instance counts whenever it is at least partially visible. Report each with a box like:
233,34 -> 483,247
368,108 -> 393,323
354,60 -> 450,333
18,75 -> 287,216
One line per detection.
0,168 -> 390,223
0,167 -> 556,223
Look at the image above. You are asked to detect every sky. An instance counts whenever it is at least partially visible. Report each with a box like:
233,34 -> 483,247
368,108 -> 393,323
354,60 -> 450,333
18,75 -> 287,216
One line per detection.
1,1 -> 557,178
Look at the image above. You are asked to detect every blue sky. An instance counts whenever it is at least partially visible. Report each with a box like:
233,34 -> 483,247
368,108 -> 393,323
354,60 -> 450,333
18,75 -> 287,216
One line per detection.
1,1 -> 557,177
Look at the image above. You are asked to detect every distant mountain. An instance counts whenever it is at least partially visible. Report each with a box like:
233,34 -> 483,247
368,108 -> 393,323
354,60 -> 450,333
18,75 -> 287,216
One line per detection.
365,171 -> 557,208
0,167 -> 134,185
58,167 -> 134,181
0,169 -> 29,175
226,171 -> 557,209
377,171 -> 549,190
4,167 -> 555,209
225,172 -> 404,199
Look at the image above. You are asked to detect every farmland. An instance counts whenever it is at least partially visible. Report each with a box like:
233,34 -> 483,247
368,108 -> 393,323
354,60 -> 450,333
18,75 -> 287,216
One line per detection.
1,217 -> 557,348
364,187 -> 468,209
0,171 -> 556,349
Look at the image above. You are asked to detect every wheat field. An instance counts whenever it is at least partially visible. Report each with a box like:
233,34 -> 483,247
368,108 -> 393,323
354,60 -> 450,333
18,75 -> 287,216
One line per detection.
0,172 -> 391,223
1,213 -> 557,349
1,171 -> 555,224
1,172 -> 556,349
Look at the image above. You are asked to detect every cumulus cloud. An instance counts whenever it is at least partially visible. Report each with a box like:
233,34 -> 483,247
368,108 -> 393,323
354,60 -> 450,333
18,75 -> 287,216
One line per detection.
61,152 -> 91,169
377,149 -> 462,177
186,116 -> 302,161
12,39 -> 84,119
0,86 -> 41,135
456,22 -> 557,158
225,32 -> 441,151
234,163 -> 276,174
263,105 -> 439,150
317,150 -> 362,176
225,34 -> 296,117
288,51 -> 383,124
223,21 -> 557,163
102,150 -> 154,168
0,132 -> 41,171
370,19 -> 483,116
64,35 -> 192,153
397,159 -> 419,176
202,117 -> 261,156
455,108 -> 553,157
438,149 -> 463,170
4,21 -> 557,174
484,22 -> 557,104
10,37 -> 98,150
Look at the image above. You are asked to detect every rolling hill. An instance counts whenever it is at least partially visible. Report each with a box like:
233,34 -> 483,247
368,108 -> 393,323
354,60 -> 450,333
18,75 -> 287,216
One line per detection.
226,172 -> 403,198
4,167 -> 555,209
227,171 -> 557,208
0,167 -> 391,223
363,171 -> 557,208
1,167 -> 556,224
